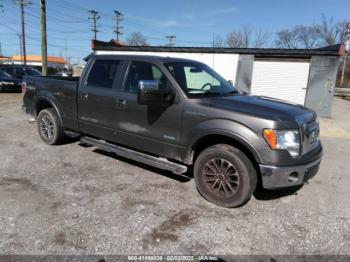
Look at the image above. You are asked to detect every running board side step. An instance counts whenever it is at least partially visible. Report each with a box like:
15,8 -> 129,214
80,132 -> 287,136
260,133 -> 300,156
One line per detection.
80,136 -> 188,174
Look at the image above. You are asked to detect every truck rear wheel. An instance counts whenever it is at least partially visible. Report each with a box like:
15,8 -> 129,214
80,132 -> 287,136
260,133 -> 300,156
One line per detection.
37,108 -> 65,145
194,144 -> 257,208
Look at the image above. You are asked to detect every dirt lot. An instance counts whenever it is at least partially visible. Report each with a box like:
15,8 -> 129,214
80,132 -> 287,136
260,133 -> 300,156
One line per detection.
0,93 -> 349,255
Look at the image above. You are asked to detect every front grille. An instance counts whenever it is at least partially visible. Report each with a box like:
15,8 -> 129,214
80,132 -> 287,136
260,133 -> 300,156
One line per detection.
301,119 -> 320,155
303,161 -> 320,181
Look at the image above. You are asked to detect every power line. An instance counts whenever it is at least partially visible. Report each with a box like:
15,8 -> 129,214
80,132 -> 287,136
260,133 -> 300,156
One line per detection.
1,11 -> 91,40
26,3 -> 87,24
113,10 -> 123,42
0,21 -> 19,33
1,0 -> 218,59
88,10 -> 100,40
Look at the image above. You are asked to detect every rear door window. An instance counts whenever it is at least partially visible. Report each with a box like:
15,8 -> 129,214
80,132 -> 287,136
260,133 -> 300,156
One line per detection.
86,59 -> 120,88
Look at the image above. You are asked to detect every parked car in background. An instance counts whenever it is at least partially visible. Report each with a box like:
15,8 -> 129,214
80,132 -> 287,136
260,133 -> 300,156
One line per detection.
0,65 -> 41,80
0,69 -> 21,93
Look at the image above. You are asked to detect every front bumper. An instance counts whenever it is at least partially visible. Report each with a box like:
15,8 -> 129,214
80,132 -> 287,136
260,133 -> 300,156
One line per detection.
260,156 -> 322,189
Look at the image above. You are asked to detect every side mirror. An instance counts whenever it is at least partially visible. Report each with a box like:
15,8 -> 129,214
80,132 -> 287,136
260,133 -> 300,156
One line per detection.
137,80 -> 172,105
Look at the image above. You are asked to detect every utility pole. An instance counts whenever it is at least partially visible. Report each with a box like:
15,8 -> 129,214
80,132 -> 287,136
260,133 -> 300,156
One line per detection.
340,23 -> 350,88
64,39 -> 69,67
0,1 -> 3,60
88,10 -> 100,40
40,0 -> 47,75
113,11 -> 123,42
166,35 -> 176,47
14,0 -> 31,65
17,33 -> 23,64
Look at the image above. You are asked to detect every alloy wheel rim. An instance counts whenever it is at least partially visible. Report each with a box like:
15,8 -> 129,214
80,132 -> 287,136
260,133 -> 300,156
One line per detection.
203,158 -> 240,197
40,115 -> 54,141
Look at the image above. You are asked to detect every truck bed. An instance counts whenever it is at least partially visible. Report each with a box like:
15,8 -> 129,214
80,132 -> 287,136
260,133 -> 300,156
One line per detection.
23,75 -> 80,130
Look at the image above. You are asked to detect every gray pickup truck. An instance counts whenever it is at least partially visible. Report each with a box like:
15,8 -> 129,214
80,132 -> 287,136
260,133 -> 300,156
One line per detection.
22,53 -> 322,207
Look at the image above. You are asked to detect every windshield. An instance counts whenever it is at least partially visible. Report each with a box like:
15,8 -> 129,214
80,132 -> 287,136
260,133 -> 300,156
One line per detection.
164,61 -> 236,97
0,70 -> 13,78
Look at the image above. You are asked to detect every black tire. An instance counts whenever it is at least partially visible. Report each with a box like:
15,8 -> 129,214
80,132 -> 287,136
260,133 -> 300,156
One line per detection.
37,108 -> 65,145
0,85 -> 5,93
194,144 -> 257,208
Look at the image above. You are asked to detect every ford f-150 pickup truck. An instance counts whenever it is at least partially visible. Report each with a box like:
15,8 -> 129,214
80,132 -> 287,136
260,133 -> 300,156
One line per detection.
22,54 -> 322,207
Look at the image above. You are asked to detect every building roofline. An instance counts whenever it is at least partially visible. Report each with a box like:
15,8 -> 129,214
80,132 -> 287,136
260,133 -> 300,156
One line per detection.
91,40 -> 340,57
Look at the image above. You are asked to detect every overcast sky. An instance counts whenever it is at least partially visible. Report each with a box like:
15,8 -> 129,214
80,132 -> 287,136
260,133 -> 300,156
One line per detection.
0,0 -> 349,62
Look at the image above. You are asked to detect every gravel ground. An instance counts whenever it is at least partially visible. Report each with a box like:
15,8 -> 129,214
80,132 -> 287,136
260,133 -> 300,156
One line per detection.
0,93 -> 349,255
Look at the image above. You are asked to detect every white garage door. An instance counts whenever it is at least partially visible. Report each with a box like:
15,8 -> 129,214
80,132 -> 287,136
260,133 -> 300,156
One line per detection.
251,60 -> 310,105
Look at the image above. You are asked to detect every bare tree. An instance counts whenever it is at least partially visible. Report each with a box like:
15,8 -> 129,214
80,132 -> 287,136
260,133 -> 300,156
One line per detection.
254,28 -> 271,48
226,25 -> 270,48
275,16 -> 345,49
212,34 -> 224,47
295,25 -> 322,49
319,14 -> 346,46
276,26 -> 321,49
226,31 -> 246,48
126,32 -> 148,46
275,29 -> 299,48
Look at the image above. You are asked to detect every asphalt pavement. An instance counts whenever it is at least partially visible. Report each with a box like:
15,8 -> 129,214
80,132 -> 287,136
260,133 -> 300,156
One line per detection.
0,93 -> 349,255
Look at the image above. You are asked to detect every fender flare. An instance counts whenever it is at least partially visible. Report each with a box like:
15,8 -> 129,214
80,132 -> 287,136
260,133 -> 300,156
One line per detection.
35,95 -> 63,126
183,124 -> 263,165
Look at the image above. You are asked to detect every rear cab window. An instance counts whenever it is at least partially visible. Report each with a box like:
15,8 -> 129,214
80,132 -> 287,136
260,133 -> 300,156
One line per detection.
86,59 -> 120,88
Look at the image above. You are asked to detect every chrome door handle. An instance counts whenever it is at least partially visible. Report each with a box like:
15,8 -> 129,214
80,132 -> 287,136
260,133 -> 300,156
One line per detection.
80,93 -> 89,99
116,99 -> 127,107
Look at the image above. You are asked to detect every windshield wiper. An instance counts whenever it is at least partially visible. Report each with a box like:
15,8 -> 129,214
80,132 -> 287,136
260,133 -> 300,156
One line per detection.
200,91 -> 225,96
190,90 -> 239,97
223,90 -> 240,96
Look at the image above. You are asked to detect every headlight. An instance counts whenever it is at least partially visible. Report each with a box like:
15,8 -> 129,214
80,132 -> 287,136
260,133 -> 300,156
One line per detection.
0,81 -> 15,85
263,129 -> 300,157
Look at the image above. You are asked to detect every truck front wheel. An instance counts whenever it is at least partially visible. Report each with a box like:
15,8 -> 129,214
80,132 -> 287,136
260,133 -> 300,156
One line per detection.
37,108 -> 65,145
194,144 -> 257,208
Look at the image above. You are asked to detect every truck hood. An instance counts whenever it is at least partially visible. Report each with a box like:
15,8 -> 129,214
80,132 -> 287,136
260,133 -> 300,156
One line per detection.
204,94 -> 315,125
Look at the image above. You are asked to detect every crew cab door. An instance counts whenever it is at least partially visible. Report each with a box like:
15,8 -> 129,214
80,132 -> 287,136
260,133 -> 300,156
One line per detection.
77,58 -> 123,140
113,60 -> 183,159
